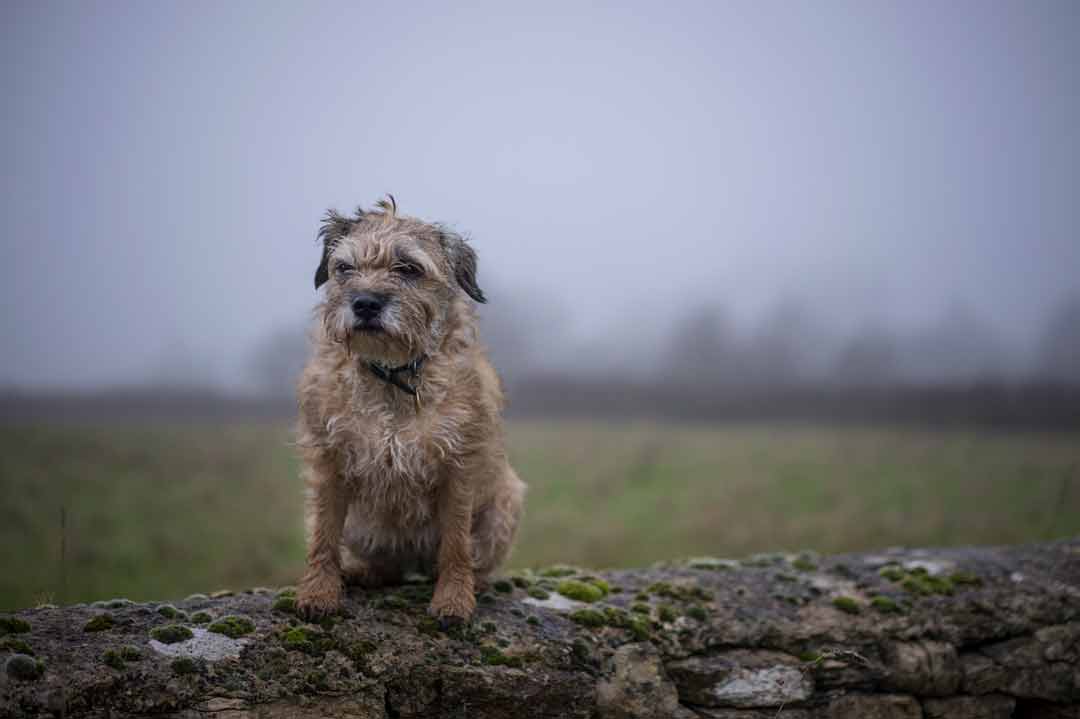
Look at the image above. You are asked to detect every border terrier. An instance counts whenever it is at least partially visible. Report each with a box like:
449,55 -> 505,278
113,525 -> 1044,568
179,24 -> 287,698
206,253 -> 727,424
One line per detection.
294,196 -> 525,623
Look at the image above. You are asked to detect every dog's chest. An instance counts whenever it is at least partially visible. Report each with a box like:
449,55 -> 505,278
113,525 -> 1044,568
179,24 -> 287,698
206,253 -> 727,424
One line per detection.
338,405 -> 465,527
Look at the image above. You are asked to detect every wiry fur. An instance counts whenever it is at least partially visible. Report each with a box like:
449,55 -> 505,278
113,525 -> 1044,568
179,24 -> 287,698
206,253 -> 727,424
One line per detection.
295,197 -> 525,621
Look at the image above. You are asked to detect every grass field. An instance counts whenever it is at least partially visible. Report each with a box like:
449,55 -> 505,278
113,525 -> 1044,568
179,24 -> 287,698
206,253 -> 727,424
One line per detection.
1,421 -> 1078,610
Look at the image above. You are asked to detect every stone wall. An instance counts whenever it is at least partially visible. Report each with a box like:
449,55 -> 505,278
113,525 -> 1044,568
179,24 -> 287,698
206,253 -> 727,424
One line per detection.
2,539 -> 1079,718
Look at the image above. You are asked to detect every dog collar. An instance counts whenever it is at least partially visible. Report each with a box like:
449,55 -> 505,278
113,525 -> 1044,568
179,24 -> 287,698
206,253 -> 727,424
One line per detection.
367,356 -> 426,397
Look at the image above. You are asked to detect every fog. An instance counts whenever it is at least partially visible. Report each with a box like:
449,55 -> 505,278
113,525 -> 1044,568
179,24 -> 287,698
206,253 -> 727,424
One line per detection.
2,0 -> 1078,392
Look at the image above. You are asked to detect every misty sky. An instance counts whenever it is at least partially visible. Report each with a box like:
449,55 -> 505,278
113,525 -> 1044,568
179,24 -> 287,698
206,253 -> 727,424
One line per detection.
2,1 -> 1078,389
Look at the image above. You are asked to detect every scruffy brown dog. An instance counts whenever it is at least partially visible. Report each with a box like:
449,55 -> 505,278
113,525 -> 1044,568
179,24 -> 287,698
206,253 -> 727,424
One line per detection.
294,196 -> 525,623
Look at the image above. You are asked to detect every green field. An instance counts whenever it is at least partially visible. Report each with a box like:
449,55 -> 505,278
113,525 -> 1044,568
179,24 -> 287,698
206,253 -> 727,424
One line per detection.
1,421 -> 1077,610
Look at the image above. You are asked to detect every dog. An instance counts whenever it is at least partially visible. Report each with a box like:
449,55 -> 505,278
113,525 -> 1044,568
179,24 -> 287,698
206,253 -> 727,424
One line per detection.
294,196 -> 525,623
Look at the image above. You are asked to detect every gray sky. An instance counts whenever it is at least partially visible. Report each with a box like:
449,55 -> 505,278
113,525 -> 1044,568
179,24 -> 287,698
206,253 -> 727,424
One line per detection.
2,0 -> 1078,388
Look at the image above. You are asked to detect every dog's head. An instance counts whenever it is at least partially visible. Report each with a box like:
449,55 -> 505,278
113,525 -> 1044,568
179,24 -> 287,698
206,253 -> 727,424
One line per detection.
314,196 -> 486,364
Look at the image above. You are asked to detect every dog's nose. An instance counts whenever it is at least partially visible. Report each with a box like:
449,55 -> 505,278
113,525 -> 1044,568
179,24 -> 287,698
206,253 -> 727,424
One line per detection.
351,292 -> 386,320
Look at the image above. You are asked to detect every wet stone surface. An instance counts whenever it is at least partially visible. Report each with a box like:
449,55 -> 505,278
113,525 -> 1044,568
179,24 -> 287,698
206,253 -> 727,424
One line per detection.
0,538 -> 1077,718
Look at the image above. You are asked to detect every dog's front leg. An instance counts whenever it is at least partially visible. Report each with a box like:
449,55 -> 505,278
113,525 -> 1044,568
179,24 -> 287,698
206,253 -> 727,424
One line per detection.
296,456 -> 348,619
429,471 -> 476,623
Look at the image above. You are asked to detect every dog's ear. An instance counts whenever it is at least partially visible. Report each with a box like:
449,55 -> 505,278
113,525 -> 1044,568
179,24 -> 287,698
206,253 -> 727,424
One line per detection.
441,232 -> 486,303
315,208 -> 362,290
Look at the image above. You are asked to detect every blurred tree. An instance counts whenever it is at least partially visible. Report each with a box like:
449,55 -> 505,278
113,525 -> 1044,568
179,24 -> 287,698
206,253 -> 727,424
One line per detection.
902,302 -> 1009,383
663,304 -> 739,388
1037,294 -> 1080,385
832,325 -> 900,386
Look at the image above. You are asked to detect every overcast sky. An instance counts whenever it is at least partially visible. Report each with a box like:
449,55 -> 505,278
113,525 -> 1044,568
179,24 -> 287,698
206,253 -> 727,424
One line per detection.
2,0 -> 1077,389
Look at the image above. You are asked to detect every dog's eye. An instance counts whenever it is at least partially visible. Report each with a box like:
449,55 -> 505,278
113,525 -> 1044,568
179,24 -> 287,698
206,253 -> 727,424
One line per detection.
335,263 -> 355,277
394,263 -> 423,279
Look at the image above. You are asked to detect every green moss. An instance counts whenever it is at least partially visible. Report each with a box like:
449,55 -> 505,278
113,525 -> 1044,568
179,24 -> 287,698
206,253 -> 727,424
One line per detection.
687,556 -> 734,571
686,605 -> 708,621
492,579 -> 514,594
208,615 -> 255,639
798,651 -> 822,663
120,645 -> 142,661
478,593 -> 496,605
171,657 -> 199,675
791,557 -> 817,572
878,565 -> 905,581
479,644 -> 524,668
276,587 -> 297,598
271,595 -> 297,614
209,589 -> 234,598
102,649 -> 125,671
481,621 -> 497,633
150,624 -> 193,644
634,591 -> 650,601
950,571 -> 983,587
627,615 -> 652,641
83,614 -> 115,632
282,627 -> 315,653
191,611 -> 213,624
0,636 -> 31,656
556,580 -> 605,603
646,581 -> 712,602
658,605 -> 677,622
526,587 -> 550,600
156,600 -> 179,617
900,574 -> 954,596
0,617 -> 30,636
870,595 -> 903,614
106,598 -> 133,609
832,596 -> 861,614
511,575 -> 532,589
5,654 -> 44,681
526,615 -> 540,626
569,608 -> 606,627
630,602 -> 650,614
581,577 -> 611,595
537,565 -> 579,578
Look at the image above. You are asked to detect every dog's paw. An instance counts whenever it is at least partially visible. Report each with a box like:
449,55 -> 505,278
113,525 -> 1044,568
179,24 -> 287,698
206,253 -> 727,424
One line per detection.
296,573 -> 343,620
428,584 -> 476,623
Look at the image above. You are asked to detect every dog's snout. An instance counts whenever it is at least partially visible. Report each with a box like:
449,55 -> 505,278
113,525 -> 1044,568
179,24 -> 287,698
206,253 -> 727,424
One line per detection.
351,292 -> 387,319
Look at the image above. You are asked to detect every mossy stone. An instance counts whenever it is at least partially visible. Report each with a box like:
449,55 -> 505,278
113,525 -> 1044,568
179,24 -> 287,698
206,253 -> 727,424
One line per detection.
477,593 -> 496,605
556,580 -> 605,603
526,615 -> 540,626
191,611 -> 213,624
282,627 -> 315,653
492,579 -> 514,594
171,657 -> 200,675
878,565 -> 905,581
791,557 -> 818,572
156,605 -> 180,619
0,617 -> 30,636
376,594 -> 408,610
526,587 -> 550,600
686,604 -> 708,621
569,608 -> 606,627
0,637 -> 33,655
630,603 -> 650,614
510,575 -> 532,589
102,649 -> 125,671
832,596 -> 861,614
83,614 -> 115,632
208,615 -> 255,639
5,654 -> 43,680
657,605 -> 677,623
870,595 -> 903,613
479,644 -> 524,668
950,571 -> 983,587
150,624 -> 193,644
120,645 -> 142,661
